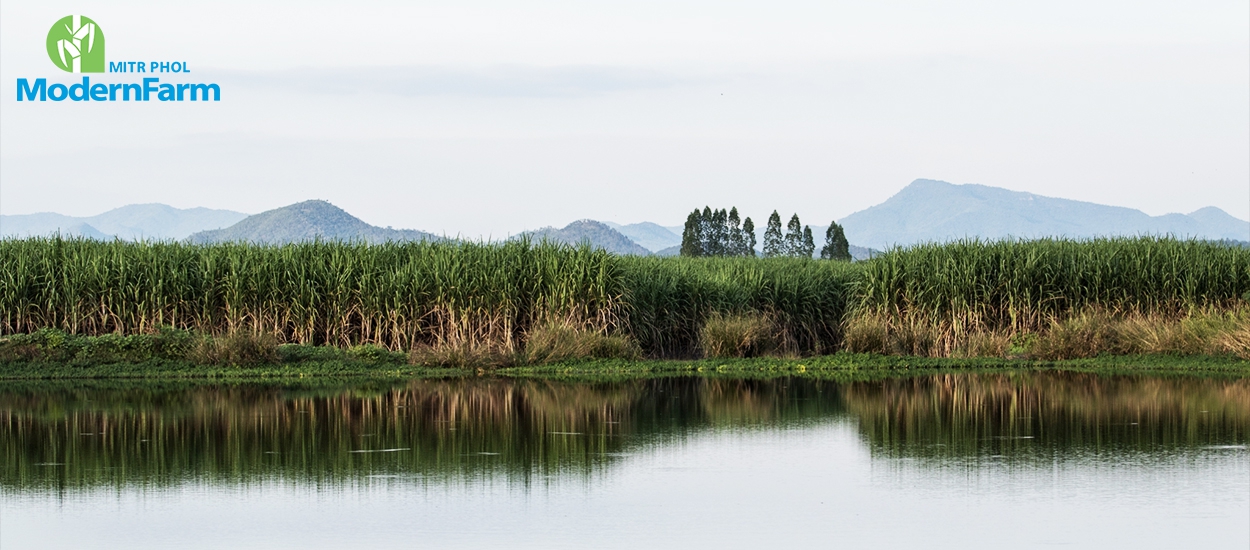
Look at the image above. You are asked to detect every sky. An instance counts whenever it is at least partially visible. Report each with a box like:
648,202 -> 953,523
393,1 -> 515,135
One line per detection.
1,1 -> 1247,238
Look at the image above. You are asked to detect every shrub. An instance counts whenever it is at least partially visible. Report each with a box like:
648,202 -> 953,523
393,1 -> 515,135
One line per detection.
409,341 -> 516,369
524,322 -> 641,364
0,327 -> 195,364
842,314 -> 943,357
347,344 -> 407,364
699,312 -> 781,358
950,331 -> 1010,358
190,332 -> 279,366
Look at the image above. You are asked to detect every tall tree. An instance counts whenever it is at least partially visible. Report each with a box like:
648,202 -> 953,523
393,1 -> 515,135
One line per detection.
784,214 -> 804,257
801,226 -> 815,258
762,211 -> 784,257
728,207 -> 745,256
680,209 -> 704,257
699,207 -> 714,255
820,221 -> 851,261
708,209 -> 729,256
742,217 -> 756,256
820,222 -> 836,260
831,223 -> 850,261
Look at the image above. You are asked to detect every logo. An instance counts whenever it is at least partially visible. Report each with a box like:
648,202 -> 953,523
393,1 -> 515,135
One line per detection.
18,15 -> 221,102
46,15 -> 106,73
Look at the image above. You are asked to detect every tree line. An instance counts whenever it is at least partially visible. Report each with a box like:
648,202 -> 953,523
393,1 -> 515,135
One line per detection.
680,207 -> 850,260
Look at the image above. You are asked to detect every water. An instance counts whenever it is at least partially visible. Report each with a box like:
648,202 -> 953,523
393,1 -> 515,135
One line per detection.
2,371 -> 1247,549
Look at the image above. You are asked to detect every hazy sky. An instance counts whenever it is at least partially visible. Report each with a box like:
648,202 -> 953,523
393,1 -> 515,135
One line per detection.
2,1 -> 1247,237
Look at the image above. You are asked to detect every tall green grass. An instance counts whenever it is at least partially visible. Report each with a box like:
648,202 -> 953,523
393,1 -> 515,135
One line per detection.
618,257 -> 861,356
0,237 -> 624,352
857,237 -> 1250,329
1,236 -> 1246,361
0,238 -> 862,357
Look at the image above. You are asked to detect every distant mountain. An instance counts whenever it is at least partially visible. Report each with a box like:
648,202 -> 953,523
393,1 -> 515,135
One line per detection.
187,200 -> 439,244
6,220 -> 114,240
602,221 -> 682,252
840,179 -> 1250,250
1,204 -> 248,240
847,245 -> 878,261
522,220 -> 651,255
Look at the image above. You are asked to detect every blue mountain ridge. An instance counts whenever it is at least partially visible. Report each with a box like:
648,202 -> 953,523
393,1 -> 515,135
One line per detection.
839,179 -> 1249,250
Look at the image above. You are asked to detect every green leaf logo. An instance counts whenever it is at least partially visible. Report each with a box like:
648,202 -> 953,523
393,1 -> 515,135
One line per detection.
46,15 -> 106,73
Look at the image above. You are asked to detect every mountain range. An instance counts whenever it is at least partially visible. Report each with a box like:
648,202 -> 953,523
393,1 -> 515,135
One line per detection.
3,179 -> 1245,255
0,204 -> 247,240
842,179 -> 1248,250
602,222 -> 683,252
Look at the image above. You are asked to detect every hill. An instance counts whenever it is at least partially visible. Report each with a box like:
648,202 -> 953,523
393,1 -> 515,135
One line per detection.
522,220 -> 651,255
840,179 -> 1250,250
1,204 -> 247,240
602,222 -> 682,252
187,200 -> 439,244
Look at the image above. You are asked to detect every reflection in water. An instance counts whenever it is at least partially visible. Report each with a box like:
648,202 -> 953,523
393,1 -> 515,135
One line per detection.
2,372 -> 1247,493
0,377 -> 841,491
848,372 -> 1250,459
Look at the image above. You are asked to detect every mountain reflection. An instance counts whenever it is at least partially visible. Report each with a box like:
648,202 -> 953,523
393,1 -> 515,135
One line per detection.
2,372 -> 1247,491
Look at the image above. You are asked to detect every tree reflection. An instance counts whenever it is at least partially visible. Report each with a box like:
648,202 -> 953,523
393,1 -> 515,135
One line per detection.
2,371 -> 1246,492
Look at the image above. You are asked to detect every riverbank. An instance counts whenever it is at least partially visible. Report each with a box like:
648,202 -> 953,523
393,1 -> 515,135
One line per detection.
2,351 -> 1245,381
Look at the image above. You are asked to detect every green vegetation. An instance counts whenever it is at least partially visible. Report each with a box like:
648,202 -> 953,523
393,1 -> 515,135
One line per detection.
758,210 -> 818,258
785,213 -> 816,258
0,237 -> 621,355
851,237 -> 1250,357
681,206 -> 821,259
1,329 -> 1245,380
821,221 -> 851,261
1,236 -> 1247,374
680,206 -> 756,257
620,256 -> 858,356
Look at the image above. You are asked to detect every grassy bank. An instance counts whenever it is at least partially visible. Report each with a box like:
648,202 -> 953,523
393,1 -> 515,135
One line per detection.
1,236 -> 1247,367
0,330 -> 1244,381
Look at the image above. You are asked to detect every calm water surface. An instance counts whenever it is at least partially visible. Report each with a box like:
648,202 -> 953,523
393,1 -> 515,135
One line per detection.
2,370 -> 1247,549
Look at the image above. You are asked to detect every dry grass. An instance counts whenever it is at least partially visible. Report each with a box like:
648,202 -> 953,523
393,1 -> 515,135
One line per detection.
699,312 -> 785,358
1215,326 -> 1250,360
950,331 -> 1012,359
843,313 -> 942,357
190,331 -> 279,366
1028,309 -> 1250,360
523,322 -> 641,364
844,308 -> 1250,361
408,341 -> 517,369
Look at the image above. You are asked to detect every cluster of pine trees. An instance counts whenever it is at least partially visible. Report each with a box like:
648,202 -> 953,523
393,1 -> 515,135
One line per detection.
680,207 -> 851,260
680,207 -> 757,257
